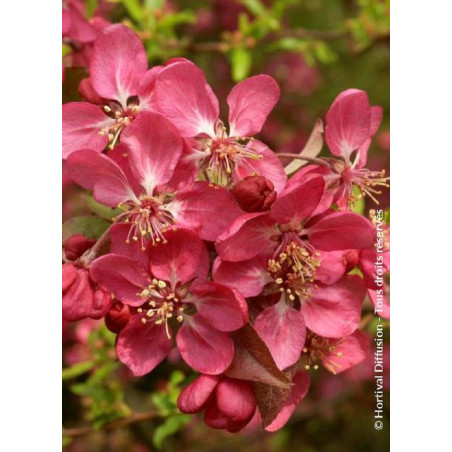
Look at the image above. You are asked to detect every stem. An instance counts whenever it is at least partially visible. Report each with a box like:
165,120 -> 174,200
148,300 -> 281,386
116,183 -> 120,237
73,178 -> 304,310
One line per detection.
277,153 -> 331,168
78,225 -> 112,267
62,410 -> 165,438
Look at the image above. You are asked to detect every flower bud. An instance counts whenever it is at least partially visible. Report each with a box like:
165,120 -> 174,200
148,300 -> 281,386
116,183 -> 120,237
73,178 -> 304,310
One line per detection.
62,264 -> 111,322
105,301 -> 131,333
64,234 -> 96,261
232,176 -> 276,212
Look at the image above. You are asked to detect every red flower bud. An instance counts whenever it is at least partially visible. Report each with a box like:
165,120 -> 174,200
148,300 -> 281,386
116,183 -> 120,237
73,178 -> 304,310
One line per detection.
231,176 -> 276,212
64,234 -> 96,261
62,264 -> 111,322
105,301 -> 131,333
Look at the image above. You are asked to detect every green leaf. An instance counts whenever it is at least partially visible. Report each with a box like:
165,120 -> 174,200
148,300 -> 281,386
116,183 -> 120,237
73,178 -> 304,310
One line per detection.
122,0 -> 143,22
159,11 -> 196,29
81,194 -> 122,220
62,216 -> 110,241
86,0 -> 98,18
230,48 -> 252,82
153,415 -> 191,449
313,41 -> 337,64
62,361 -> 96,380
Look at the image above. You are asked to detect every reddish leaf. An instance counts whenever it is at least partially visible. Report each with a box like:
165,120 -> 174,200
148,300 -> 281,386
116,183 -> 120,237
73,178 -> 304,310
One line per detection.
253,381 -> 291,428
225,324 -> 292,389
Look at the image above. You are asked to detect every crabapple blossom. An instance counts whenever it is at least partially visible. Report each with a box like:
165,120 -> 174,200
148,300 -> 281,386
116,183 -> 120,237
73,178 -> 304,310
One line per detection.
90,229 -> 248,376
153,60 -> 287,190
66,112 -> 244,250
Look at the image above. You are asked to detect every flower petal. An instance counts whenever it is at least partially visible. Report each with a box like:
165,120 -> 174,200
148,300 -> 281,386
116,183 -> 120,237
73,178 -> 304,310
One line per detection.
147,229 -> 205,287
62,102 -> 113,158
66,149 -> 135,207
315,250 -> 348,285
90,24 -> 147,107
62,268 -> 94,321
301,275 -> 366,338
325,89 -> 371,161
154,61 -> 219,137
216,212 -> 277,262
120,112 -> 183,195
191,282 -> 248,332
116,315 -> 172,376
177,374 -> 220,413
321,330 -> 370,374
173,181 -> 244,241
110,223 -> 149,267
90,254 -> 150,306
212,255 -> 272,297
176,317 -> 234,375
270,176 -> 325,224
233,140 -> 287,193
228,75 -> 280,137
216,378 -> 256,421
254,297 -> 306,371
306,211 -> 375,251
355,105 -> 383,168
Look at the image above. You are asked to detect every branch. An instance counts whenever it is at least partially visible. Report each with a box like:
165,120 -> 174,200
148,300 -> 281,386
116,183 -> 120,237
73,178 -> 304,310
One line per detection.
277,153 -> 331,168
62,410 -> 166,438
78,225 -> 112,267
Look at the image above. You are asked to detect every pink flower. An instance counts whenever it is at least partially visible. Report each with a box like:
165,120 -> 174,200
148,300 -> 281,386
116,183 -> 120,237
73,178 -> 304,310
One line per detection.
66,112 -> 244,249
290,89 -> 388,210
216,176 -> 375,263
178,374 -> 256,432
90,229 -> 248,376
301,330 -> 370,375
214,176 -> 373,368
152,61 -> 287,190
62,235 -> 111,322
63,24 -> 164,158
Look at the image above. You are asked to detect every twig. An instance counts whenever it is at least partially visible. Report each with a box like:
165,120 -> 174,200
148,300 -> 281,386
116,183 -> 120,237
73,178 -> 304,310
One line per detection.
62,410 -> 164,438
276,153 -> 331,168
78,225 -> 112,267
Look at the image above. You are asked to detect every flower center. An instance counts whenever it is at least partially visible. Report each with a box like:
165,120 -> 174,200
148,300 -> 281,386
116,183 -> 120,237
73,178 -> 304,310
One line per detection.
113,195 -> 176,250
302,332 -> 345,374
195,121 -> 262,187
99,98 -> 140,149
346,168 -> 390,206
137,278 -> 186,339
268,238 -> 321,302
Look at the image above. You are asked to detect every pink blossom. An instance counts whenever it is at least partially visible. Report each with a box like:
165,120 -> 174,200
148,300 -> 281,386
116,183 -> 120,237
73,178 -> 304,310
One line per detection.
153,61 -> 287,190
289,89 -> 388,210
90,229 -> 248,376
301,330 -> 370,375
178,374 -> 256,432
66,112 -> 244,249
63,24 -> 167,158
214,177 -> 372,368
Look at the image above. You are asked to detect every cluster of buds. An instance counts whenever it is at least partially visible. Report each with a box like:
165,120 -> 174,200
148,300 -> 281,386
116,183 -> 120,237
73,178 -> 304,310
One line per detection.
62,24 -> 389,432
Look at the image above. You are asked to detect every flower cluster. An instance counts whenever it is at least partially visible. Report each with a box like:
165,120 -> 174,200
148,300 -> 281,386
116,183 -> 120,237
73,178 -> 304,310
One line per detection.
62,24 -> 390,432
